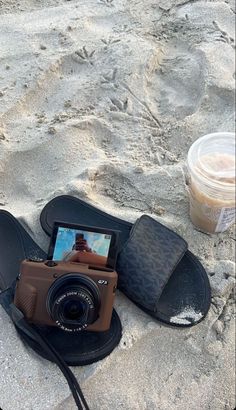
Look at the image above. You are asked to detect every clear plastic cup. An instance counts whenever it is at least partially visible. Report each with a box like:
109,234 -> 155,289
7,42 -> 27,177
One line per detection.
187,132 -> 235,234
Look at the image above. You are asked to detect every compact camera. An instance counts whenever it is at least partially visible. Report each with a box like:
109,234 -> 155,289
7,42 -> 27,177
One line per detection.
14,222 -> 119,332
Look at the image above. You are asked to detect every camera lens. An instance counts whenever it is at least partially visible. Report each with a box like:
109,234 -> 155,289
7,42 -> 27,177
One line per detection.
46,274 -> 101,332
63,300 -> 86,321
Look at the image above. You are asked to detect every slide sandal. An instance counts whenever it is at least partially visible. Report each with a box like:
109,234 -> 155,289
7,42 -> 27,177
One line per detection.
0,210 -> 122,365
40,195 -> 211,327
0,210 -> 46,290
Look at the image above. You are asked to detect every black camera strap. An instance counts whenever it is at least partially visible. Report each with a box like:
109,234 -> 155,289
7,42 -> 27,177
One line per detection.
0,288 -> 90,410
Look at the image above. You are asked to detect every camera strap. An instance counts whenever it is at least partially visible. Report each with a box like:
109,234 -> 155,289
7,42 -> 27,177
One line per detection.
0,287 -> 90,410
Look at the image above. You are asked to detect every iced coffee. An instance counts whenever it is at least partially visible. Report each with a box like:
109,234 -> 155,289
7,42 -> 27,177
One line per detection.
187,133 -> 235,234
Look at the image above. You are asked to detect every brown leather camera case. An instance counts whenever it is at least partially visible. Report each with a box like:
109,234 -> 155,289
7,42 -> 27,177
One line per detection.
14,260 -> 117,332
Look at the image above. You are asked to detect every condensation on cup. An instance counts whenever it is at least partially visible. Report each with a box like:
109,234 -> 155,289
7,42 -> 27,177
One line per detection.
186,132 -> 235,234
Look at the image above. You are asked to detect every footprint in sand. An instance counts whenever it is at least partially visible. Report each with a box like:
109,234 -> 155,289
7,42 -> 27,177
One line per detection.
91,164 -> 150,211
0,117 -> 116,209
0,48 -> 97,151
146,42 -> 207,120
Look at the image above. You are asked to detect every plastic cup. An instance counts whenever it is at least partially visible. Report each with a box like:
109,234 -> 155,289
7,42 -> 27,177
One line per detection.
186,132 -> 235,234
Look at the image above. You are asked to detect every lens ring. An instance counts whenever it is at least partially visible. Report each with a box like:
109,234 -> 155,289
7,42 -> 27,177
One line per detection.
46,274 -> 101,332
53,286 -> 95,328
62,298 -> 86,321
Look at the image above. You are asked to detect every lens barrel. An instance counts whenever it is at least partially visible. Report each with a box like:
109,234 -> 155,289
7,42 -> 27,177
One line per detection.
46,274 -> 101,332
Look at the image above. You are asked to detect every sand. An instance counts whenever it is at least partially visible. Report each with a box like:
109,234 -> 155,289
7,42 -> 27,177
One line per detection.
0,0 -> 235,409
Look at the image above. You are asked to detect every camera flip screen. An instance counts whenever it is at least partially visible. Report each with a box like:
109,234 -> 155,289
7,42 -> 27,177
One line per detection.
48,222 -> 119,269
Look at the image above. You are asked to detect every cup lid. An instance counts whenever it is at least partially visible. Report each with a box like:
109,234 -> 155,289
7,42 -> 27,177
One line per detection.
187,132 -> 235,188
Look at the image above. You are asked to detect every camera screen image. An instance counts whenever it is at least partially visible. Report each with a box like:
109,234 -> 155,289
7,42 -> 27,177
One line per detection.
52,226 -> 112,266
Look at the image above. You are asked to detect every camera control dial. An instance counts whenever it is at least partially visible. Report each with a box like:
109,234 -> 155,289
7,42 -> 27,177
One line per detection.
45,261 -> 58,267
27,257 -> 44,263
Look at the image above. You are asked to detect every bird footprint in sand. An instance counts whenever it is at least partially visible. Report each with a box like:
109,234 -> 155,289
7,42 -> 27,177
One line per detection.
101,37 -> 121,46
99,0 -> 114,6
101,68 -> 118,87
73,46 -> 95,65
110,97 -> 129,112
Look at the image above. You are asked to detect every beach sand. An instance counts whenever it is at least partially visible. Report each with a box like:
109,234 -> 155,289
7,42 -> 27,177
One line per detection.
0,1 -> 235,409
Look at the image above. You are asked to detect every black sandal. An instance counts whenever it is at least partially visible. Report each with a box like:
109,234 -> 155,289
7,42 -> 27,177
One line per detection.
40,195 -> 211,327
